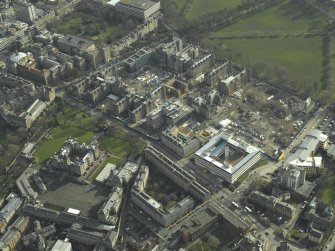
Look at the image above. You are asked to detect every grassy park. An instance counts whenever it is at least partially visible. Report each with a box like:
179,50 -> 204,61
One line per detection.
35,105 -> 96,163
48,10 -> 137,43
319,168 -> 335,204
201,0 -> 328,94
186,0 -> 242,20
204,36 -> 324,90
210,0 -> 327,35
35,126 -> 95,164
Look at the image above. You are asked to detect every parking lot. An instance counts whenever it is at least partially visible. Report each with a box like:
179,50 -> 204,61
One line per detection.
37,171 -> 109,217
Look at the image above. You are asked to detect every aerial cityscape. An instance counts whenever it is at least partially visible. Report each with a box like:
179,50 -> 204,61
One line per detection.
0,0 -> 335,250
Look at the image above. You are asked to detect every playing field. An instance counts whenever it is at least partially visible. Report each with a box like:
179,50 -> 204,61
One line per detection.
210,0 -> 327,36
204,34 -> 324,93
186,0 -> 241,20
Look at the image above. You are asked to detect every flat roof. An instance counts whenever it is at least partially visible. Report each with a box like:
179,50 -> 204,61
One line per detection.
118,0 -> 158,10
286,128 -> 327,167
195,131 -> 260,174
59,34 -> 94,50
67,208 -> 80,215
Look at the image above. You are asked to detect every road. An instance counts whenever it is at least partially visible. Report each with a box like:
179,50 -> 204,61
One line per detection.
323,229 -> 335,251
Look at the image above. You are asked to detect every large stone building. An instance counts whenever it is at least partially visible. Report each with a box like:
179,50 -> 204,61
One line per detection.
131,165 -> 195,227
248,191 -> 296,219
13,0 -> 37,24
47,139 -> 98,176
1,99 -> 47,129
145,145 -> 211,201
161,126 -> 200,158
304,200 -> 334,230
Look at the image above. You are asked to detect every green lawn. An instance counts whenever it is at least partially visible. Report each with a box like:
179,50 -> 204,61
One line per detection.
99,135 -> 132,158
49,11 -> 135,43
321,177 -> 335,204
209,0 -> 327,35
57,105 -> 95,127
35,105 -> 97,163
204,36 -> 324,90
35,126 -> 95,164
186,0 -> 241,20
172,0 -> 187,11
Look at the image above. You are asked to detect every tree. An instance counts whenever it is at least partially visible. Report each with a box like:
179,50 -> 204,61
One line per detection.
207,235 -> 221,249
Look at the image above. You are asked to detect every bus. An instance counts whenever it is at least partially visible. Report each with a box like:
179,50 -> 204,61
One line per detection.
232,201 -> 240,209
245,206 -> 252,213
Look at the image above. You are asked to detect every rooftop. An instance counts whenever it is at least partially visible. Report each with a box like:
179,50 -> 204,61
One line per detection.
59,34 -> 94,50
195,131 -> 260,174
118,0 -> 158,10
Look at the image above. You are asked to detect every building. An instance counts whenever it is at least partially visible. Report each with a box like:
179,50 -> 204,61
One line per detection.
304,200 -> 334,230
47,139 -> 98,176
308,228 -> 324,244
277,166 -> 306,191
16,167 -> 38,199
161,126 -> 200,158
194,131 -> 261,184
133,165 -> 149,190
95,163 -> 116,184
125,47 -> 153,72
0,194 -> 22,233
113,0 -> 160,20
180,206 -> 220,242
218,69 -> 248,96
284,129 -> 328,176
106,161 -> 138,187
57,34 -> 96,55
97,187 -> 123,223
13,0 -> 37,24
110,17 -> 158,56
145,145 -> 211,201
7,51 -> 62,85
248,191 -> 296,218
204,62 -> 232,86
1,99 -> 47,129
0,216 -> 30,251
51,239 -> 73,251
187,54 -> 214,78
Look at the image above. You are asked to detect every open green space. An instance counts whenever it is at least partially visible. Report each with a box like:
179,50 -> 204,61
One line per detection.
171,0 -> 186,11
35,105 -> 96,163
99,135 -> 132,159
35,126 -> 95,164
204,36 -> 324,91
48,10 -> 136,43
56,105 -> 95,127
186,0 -> 241,20
320,177 -> 335,204
208,0 -> 327,36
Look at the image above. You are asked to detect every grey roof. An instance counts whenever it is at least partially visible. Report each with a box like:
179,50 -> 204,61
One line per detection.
59,34 -> 94,50
118,0 -> 158,10
286,129 -> 327,164
0,197 -> 22,219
